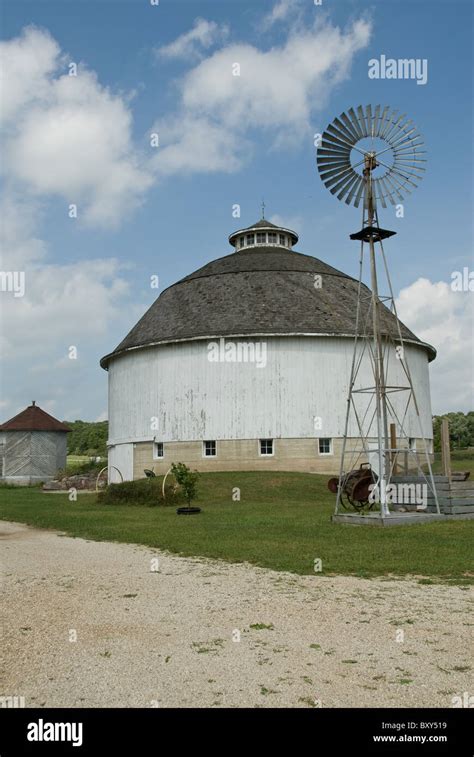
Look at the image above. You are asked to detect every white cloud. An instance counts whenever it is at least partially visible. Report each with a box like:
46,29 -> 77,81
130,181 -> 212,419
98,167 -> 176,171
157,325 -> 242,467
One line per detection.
0,17 -> 372,419
0,27 -> 151,419
0,26 -> 60,126
262,0 -> 300,28
0,191 -> 131,361
0,190 -> 140,420
268,213 -> 303,234
1,259 -> 129,360
1,18 -> 372,220
0,191 -> 48,269
1,26 -> 153,228
396,278 -> 474,413
152,17 -> 372,177
151,114 -> 245,177
182,21 -> 371,129
157,18 -> 229,61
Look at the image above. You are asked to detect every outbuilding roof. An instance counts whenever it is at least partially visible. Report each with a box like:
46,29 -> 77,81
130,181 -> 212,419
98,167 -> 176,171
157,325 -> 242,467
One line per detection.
0,402 -> 71,432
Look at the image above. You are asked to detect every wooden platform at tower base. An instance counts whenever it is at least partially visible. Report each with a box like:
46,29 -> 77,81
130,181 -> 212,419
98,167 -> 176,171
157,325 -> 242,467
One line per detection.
391,475 -> 474,516
331,511 -> 474,527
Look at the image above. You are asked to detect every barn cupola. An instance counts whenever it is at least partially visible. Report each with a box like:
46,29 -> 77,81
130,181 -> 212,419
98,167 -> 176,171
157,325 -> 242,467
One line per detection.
228,217 -> 299,252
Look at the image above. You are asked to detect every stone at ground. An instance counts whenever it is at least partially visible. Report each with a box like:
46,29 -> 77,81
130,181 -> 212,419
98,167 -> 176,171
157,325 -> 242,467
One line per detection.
43,473 -> 98,491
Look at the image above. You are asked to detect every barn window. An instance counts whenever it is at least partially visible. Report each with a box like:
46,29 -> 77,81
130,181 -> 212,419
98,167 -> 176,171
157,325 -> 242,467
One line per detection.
268,232 -> 277,243
246,234 -> 255,245
153,442 -> 164,459
279,234 -> 286,245
203,440 -> 216,457
239,236 -> 245,248
256,232 -> 266,244
318,438 -> 332,455
260,439 -> 274,456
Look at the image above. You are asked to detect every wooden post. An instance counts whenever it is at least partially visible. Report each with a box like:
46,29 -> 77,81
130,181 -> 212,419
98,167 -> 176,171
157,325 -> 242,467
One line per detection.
441,417 -> 452,482
390,423 -> 397,474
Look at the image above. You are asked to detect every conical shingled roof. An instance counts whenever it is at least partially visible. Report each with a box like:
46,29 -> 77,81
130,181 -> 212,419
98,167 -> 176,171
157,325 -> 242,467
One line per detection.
100,231 -> 436,369
251,218 -> 278,228
0,403 -> 71,432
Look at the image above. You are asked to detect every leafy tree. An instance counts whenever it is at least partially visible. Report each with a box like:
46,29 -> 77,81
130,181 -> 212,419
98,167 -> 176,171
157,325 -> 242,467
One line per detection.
64,420 -> 108,457
432,412 -> 474,451
170,462 -> 199,506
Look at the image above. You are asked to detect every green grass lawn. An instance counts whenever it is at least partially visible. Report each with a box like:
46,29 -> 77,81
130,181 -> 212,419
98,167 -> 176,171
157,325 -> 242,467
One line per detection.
66,455 -> 103,473
430,456 -> 474,474
1,470 -> 472,582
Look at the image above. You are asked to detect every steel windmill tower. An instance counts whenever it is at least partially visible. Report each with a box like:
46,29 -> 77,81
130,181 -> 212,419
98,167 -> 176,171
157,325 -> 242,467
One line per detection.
317,105 -> 439,517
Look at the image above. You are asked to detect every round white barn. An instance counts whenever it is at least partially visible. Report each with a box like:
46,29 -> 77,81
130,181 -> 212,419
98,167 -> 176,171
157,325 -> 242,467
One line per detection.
100,218 -> 435,481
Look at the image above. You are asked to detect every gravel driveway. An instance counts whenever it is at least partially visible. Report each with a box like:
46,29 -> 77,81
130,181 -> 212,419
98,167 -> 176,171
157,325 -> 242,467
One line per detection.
1,521 -> 472,708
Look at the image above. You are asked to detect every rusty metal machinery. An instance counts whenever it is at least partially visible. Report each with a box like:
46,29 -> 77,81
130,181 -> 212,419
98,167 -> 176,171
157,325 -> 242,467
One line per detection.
328,464 -> 377,512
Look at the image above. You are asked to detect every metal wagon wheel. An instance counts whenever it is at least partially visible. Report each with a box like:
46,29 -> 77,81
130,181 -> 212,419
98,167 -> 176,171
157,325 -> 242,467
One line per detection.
95,465 -> 123,492
339,490 -> 354,511
161,467 -> 180,502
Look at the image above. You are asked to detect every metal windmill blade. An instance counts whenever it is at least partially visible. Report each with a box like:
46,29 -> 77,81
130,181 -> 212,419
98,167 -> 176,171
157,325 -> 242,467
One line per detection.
317,105 -> 426,208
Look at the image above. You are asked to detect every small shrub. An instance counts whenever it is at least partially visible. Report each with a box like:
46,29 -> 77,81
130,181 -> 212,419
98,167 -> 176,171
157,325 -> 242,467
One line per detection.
170,462 -> 199,505
97,477 -> 184,507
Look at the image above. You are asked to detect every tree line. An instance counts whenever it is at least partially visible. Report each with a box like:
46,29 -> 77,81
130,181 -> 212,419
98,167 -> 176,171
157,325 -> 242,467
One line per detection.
65,420 -> 108,457
432,412 -> 474,452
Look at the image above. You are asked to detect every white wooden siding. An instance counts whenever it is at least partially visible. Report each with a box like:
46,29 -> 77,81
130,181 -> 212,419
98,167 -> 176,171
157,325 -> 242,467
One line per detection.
108,443 -> 134,482
107,336 -> 433,445
1,431 -> 67,482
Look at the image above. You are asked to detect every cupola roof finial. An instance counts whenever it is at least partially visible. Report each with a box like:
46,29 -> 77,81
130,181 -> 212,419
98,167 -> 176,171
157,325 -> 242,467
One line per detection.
261,198 -> 265,220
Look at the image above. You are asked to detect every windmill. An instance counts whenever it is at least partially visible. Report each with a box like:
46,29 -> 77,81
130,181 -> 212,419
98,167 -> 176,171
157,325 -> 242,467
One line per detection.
317,105 -> 439,517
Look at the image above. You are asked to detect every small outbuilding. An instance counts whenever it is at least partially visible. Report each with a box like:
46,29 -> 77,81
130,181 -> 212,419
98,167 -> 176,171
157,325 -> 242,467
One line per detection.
0,402 -> 71,485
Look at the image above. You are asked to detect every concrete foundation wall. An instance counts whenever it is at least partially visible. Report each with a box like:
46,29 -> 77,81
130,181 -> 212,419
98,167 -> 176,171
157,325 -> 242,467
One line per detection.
131,437 -> 429,477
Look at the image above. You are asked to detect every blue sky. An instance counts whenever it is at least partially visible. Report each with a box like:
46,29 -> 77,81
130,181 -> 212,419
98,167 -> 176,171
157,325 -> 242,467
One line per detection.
1,0 -> 473,421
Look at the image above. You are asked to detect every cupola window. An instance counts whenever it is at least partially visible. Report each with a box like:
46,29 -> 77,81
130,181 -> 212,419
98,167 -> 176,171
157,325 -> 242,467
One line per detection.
229,218 -> 298,252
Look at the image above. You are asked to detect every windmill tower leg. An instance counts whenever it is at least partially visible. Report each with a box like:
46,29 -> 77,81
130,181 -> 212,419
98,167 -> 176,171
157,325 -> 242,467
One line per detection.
366,163 -> 390,516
